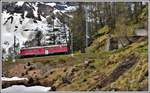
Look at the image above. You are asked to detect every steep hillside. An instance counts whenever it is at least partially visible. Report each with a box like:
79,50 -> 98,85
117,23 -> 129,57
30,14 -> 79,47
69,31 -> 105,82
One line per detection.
3,26 -> 148,91
2,2 -> 148,91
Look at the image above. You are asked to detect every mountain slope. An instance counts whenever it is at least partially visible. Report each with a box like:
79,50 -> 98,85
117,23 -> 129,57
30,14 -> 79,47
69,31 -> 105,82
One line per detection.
2,1 -> 77,58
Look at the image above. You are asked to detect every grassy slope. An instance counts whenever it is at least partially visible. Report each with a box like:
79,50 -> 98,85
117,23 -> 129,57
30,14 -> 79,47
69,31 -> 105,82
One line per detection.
30,25 -> 147,91
54,29 -> 148,91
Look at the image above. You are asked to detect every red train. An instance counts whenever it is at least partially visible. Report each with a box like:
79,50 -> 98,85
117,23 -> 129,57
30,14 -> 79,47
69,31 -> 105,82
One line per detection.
16,27 -> 71,57
18,44 -> 70,57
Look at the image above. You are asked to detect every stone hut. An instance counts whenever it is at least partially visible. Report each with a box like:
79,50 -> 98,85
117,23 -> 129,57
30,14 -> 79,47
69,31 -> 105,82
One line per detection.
105,28 -> 147,51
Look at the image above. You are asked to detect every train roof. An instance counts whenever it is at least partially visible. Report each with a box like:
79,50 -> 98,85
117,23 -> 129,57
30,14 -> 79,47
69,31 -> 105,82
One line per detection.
21,44 -> 68,50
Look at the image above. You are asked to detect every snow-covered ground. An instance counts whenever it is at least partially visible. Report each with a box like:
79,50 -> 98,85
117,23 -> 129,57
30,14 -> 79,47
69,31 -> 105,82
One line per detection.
2,77 -> 50,93
1,77 -> 28,81
1,85 -> 51,93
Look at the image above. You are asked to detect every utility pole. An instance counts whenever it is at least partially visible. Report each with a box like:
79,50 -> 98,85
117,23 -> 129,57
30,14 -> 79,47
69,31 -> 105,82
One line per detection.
84,3 -> 89,48
13,28 -> 17,62
71,32 -> 73,56
67,15 -> 73,56
53,17 -> 55,45
63,18 -> 68,45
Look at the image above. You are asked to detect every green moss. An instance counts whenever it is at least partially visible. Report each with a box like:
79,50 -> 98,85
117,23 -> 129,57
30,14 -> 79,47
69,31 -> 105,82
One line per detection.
42,61 -> 49,65
93,26 -> 109,38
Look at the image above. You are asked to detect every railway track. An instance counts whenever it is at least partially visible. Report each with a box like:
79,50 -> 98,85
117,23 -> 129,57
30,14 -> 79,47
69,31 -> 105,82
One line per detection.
16,54 -> 71,63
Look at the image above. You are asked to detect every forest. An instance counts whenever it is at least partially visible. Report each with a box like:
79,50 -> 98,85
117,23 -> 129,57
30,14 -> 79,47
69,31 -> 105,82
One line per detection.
67,2 -> 148,52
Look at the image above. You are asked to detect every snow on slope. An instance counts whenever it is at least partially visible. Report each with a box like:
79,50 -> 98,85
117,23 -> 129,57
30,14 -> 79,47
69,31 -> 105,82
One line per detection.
2,1 -> 77,59
2,85 -> 51,93
1,11 -> 49,58
45,3 -> 56,7
2,77 -> 28,81
15,1 -> 24,6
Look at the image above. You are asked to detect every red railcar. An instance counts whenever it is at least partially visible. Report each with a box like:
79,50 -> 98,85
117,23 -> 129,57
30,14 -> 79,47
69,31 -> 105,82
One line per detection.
17,27 -> 70,57
18,44 -> 69,56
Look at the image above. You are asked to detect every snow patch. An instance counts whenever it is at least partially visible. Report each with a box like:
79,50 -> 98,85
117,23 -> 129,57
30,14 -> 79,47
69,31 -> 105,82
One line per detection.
32,4 -> 38,17
15,1 -> 24,6
1,77 -> 28,81
46,3 -> 56,7
65,6 -> 77,11
2,85 -> 51,93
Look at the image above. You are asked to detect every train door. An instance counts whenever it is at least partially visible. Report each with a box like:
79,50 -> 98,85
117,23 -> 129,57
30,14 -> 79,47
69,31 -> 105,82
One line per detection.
45,48 -> 49,55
